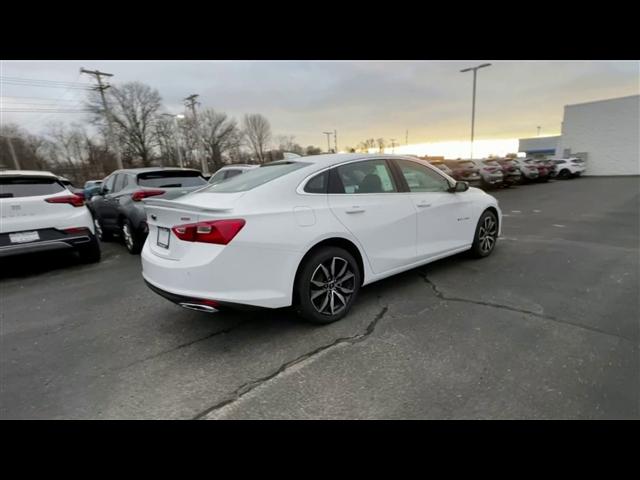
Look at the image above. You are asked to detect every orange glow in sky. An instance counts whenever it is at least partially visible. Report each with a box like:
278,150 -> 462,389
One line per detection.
368,138 -> 524,159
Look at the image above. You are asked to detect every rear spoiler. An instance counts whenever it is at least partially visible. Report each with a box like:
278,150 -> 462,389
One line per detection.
142,197 -> 233,214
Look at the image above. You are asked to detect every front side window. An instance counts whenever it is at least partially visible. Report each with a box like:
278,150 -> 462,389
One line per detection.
396,159 -> 450,193
103,175 -> 116,193
112,174 -> 125,193
335,159 -> 397,194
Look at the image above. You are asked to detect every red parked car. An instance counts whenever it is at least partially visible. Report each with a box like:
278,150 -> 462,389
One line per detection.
494,158 -> 522,186
524,158 -> 551,182
443,160 -> 482,187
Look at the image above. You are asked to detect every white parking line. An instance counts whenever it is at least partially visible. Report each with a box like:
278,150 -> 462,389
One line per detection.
552,224 -> 566,228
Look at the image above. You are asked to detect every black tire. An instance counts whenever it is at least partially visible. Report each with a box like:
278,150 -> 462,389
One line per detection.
121,218 -> 144,254
470,210 -> 498,258
295,246 -> 361,324
558,169 -> 571,179
77,235 -> 101,263
93,216 -> 113,241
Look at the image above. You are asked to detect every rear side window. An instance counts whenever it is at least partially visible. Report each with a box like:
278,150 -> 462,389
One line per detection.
0,176 -> 65,198
137,171 -> 207,188
335,160 -> 397,194
304,171 -> 329,194
203,162 -> 309,193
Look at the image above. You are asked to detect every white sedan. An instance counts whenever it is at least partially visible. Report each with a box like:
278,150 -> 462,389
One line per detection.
0,170 -> 100,262
141,154 -> 501,323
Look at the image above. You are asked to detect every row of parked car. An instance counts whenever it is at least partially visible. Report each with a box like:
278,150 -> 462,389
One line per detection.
427,157 -> 586,189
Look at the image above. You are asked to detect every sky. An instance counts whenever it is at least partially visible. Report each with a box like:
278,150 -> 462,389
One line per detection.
1,60 -> 638,158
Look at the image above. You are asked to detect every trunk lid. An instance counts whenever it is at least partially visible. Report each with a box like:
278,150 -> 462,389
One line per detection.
143,192 -> 246,260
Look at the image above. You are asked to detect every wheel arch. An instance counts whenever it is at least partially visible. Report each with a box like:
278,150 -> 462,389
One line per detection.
292,236 -> 367,305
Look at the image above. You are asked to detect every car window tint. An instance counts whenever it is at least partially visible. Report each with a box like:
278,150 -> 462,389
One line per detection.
0,176 -> 65,198
335,160 -> 396,194
137,171 -> 207,188
112,174 -> 125,193
224,169 -> 243,180
396,159 -> 450,193
304,170 -> 329,194
103,175 -> 116,193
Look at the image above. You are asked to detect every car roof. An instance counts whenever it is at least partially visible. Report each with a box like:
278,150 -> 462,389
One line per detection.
0,170 -> 58,177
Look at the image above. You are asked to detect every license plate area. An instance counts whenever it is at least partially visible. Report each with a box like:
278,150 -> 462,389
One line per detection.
10,231 -> 40,243
157,227 -> 170,249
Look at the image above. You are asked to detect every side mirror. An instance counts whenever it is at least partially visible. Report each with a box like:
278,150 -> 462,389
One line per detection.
449,181 -> 469,193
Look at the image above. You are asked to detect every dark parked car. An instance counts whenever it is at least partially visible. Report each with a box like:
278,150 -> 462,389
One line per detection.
84,179 -> 103,201
443,160 -> 482,186
88,168 -> 207,254
58,176 -> 85,198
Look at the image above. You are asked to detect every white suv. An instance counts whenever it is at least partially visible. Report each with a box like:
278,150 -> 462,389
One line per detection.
551,158 -> 586,179
0,170 -> 100,262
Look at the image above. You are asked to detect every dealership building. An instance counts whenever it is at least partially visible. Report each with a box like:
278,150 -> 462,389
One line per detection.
519,95 -> 639,175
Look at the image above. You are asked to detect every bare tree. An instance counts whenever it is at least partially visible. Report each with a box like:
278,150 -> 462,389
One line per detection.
86,81 -> 162,167
243,113 -> 272,163
276,135 -> 305,156
199,109 -> 241,171
376,138 -> 385,153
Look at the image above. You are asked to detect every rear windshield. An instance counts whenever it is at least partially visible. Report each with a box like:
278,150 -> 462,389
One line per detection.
0,176 -> 66,198
137,171 -> 207,188
202,162 -> 310,193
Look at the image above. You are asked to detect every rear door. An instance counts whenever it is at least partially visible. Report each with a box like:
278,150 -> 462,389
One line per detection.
393,159 -> 476,258
327,158 -> 417,274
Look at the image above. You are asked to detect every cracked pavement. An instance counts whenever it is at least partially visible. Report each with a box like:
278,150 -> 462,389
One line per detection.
1,177 -> 638,419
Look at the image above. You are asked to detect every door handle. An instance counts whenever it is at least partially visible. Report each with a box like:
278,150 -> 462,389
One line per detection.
417,202 -> 431,208
346,207 -> 365,214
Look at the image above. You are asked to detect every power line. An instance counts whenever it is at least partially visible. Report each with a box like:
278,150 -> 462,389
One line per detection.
80,68 -> 123,169
1,95 -> 82,103
1,109 -> 91,113
0,76 -> 94,89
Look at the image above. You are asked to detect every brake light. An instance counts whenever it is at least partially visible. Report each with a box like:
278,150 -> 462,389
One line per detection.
45,195 -> 85,207
132,189 -> 165,201
62,227 -> 90,234
172,219 -> 246,245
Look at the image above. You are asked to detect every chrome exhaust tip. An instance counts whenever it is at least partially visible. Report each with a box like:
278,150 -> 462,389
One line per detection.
179,302 -> 219,313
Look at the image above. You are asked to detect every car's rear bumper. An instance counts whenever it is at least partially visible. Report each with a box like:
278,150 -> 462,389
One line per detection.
141,239 -> 300,309
0,229 -> 94,258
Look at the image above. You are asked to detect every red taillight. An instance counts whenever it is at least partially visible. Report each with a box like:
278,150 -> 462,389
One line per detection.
172,219 -> 245,245
62,227 -> 90,234
45,195 -> 85,207
132,189 -> 165,202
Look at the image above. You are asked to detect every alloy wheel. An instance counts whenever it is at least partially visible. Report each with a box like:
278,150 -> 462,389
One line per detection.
94,218 -> 103,240
122,222 -> 134,250
478,215 -> 497,254
309,257 -> 356,316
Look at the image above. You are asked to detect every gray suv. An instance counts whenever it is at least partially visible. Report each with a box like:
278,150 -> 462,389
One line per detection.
89,167 -> 207,254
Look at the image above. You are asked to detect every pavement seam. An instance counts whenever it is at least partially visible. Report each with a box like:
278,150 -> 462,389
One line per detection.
421,274 -> 634,344
192,305 -> 389,420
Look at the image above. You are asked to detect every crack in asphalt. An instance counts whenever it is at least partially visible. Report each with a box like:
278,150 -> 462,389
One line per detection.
192,305 -> 389,420
112,320 -> 249,373
421,274 -> 634,344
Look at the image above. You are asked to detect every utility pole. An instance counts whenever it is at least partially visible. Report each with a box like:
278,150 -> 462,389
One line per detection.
460,63 -> 492,159
334,129 -> 338,153
406,130 -> 408,145
184,94 -> 208,174
390,138 -> 396,153
323,131 -> 333,153
5,136 -> 20,169
80,68 -> 123,169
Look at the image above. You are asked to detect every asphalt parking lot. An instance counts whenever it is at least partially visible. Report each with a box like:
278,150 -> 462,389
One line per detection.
1,176 -> 638,419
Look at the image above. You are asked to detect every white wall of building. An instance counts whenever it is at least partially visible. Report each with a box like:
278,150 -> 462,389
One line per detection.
557,95 -> 639,175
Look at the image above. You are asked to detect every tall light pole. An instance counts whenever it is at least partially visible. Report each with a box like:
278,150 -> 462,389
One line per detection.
460,63 -> 491,159
537,126 -> 541,137
323,131 -> 333,153
162,113 -> 185,168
